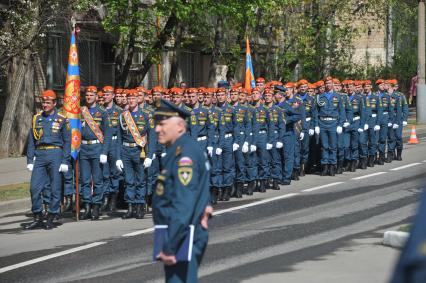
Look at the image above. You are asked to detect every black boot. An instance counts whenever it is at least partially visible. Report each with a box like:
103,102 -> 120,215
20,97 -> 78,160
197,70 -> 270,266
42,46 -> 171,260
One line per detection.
45,213 -> 56,230
350,160 -> 357,172
122,204 -> 134,219
361,157 -> 367,169
135,204 -> 146,219
223,186 -> 231,201
235,182 -> 243,198
367,156 -> 374,167
247,181 -> 255,195
321,164 -> 328,176
272,179 -> 280,190
24,212 -> 44,230
258,180 -> 266,193
211,187 -> 219,204
292,169 -> 300,181
344,160 -> 351,172
109,192 -> 118,212
80,203 -> 91,220
100,194 -> 109,211
63,196 -> 73,212
396,149 -> 402,161
385,152 -> 393,163
336,161 -> 343,174
378,153 -> 385,165
91,204 -> 100,220
300,162 -> 305,177
218,188 -> 224,201
329,164 -> 336,176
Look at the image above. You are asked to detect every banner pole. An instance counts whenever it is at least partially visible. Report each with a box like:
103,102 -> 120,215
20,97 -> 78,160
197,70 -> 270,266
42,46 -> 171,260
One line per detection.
75,158 -> 80,221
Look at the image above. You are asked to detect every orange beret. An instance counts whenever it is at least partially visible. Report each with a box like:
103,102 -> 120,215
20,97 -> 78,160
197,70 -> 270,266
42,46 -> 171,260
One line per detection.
170,87 -> 184,96
252,86 -> 262,93
346,80 -> 354,85
285,82 -> 295,88
114,88 -> 123,94
264,88 -> 274,94
316,81 -> 325,87
376,79 -> 384,85
364,80 -> 372,85
333,78 -> 341,84
230,86 -> 241,93
102,86 -> 113,92
126,89 -> 138,97
97,91 -> 104,97
41,90 -> 56,100
308,84 -> 316,89
324,76 -> 333,82
121,89 -> 129,96
151,86 -> 164,94
86,86 -> 97,93
234,83 -> 242,88
256,77 -> 266,83
135,86 -> 147,93
297,79 -> 309,86
186,88 -> 198,94
216,87 -> 227,93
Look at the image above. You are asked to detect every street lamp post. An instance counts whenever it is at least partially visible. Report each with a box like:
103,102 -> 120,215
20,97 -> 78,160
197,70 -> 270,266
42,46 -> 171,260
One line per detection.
418,0 -> 426,123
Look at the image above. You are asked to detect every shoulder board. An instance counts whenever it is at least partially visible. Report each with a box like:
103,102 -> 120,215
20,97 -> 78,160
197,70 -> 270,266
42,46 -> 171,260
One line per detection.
57,112 -> 66,119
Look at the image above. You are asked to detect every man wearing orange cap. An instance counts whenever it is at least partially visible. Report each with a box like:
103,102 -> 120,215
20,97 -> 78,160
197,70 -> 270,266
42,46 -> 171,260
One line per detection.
393,80 -> 409,160
255,77 -> 266,92
26,90 -> 70,230
97,90 -> 105,106
316,77 -> 345,176
116,89 -> 155,219
376,79 -> 394,165
363,80 -> 382,167
101,85 -> 123,212
79,86 -> 112,220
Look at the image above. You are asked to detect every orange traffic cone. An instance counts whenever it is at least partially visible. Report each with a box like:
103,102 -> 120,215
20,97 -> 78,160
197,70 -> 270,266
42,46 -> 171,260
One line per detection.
408,125 -> 419,144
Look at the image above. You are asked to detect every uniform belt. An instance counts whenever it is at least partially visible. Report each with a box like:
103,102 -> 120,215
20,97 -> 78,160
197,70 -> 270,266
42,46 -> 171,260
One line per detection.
197,136 -> 207,141
306,117 -> 312,122
371,114 -> 377,118
36,145 -> 62,150
224,133 -> 233,138
353,116 -> 360,121
123,142 -> 138,147
383,111 -> 389,115
320,117 -> 337,121
259,130 -> 267,134
112,135 -> 118,140
82,139 -> 100,145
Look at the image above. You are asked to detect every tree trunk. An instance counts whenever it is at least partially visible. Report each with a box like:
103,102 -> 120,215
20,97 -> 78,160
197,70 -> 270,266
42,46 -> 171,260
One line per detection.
167,22 -> 183,88
0,51 -> 33,157
207,18 -> 223,87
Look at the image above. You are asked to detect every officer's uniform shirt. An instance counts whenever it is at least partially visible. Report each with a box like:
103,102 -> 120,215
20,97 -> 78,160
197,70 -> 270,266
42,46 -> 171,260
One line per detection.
152,132 -> 210,255
396,91 -> 409,123
283,96 -> 305,133
338,92 -> 353,127
117,108 -> 154,159
264,104 -> 285,144
277,100 -> 302,133
27,109 -> 71,165
349,93 -> 367,128
205,105 -> 222,149
377,91 -> 394,125
315,91 -> 346,126
297,93 -> 318,131
232,103 -> 251,145
252,103 -> 272,145
140,103 -> 158,159
189,104 -> 214,146
365,92 -> 383,126
219,103 -> 240,144
80,105 -> 111,157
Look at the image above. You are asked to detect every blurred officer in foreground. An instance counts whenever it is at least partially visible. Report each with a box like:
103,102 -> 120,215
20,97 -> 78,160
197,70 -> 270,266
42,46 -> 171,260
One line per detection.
152,99 -> 212,283
26,90 -> 70,229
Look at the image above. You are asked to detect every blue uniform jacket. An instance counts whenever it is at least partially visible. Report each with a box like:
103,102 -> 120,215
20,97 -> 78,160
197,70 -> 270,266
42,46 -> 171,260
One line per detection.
252,104 -> 272,144
218,103 -> 240,146
315,91 -> 346,126
349,93 -> 366,128
377,91 -> 394,125
365,92 -> 383,126
277,100 -> 302,133
297,93 -> 318,131
27,109 -> 71,165
232,103 -> 251,145
152,133 -> 210,255
265,104 -> 285,144
189,105 -> 215,147
81,105 -> 112,156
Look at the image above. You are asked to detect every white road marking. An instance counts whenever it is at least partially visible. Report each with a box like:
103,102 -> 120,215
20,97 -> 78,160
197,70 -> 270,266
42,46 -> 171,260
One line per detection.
390,163 -> 422,171
422,160 -> 426,163
302,182 -> 344,193
351,172 -> 387,180
213,193 -> 300,216
0,242 -> 106,274
122,227 -> 155,237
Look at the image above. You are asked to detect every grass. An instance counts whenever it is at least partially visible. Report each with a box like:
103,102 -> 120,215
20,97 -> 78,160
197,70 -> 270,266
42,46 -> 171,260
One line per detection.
0,183 -> 30,202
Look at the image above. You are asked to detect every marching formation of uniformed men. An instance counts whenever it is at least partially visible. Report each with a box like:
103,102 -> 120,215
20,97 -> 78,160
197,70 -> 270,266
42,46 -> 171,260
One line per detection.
25,77 -> 409,229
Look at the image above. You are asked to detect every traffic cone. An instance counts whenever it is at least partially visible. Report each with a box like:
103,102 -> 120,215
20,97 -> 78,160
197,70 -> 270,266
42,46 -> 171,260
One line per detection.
408,125 -> 419,144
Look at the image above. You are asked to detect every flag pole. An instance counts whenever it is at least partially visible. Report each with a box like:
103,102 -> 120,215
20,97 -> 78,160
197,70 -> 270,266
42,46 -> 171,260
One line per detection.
75,158 -> 80,221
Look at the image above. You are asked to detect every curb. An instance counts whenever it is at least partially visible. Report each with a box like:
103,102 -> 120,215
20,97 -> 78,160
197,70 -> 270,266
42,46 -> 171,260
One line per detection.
0,198 -> 30,217
383,231 -> 409,248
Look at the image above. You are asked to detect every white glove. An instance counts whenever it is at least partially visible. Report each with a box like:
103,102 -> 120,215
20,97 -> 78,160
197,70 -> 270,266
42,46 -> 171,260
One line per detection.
393,124 -> 399,129
59,164 -> 69,173
357,128 -> 364,133
402,121 -> 408,127
388,122 -> 393,127
299,132 -> 305,140
266,143 -> 273,150
207,146 -> 213,157
152,153 -> 156,160
27,164 -> 34,172
276,142 -> 283,149
215,148 -> 222,155
315,126 -> 320,135
336,126 -> 343,134
161,152 -> 167,158
143,158 -> 152,168
343,122 -> 350,128
232,143 -> 239,152
116,160 -> 124,172
308,129 -> 314,136
374,125 -> 380,131
99,154 -> 108,164
364,124 -> 369,131
250,145 -> 257,152
242,142 -> 249,153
